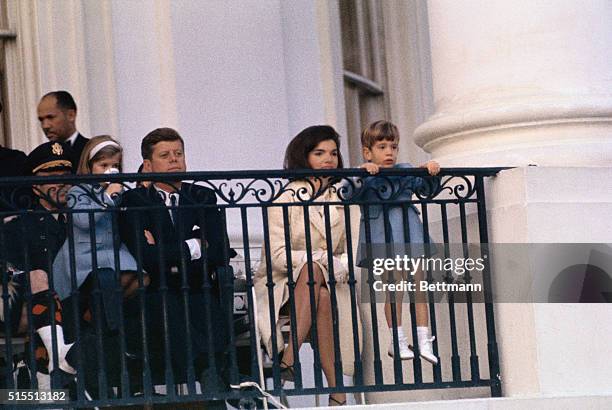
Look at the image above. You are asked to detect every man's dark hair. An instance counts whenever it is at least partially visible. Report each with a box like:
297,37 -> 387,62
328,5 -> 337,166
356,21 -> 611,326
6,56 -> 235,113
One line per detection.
141,127 -> 185,160
284,125 -> 344,169
42,90 -> 77,112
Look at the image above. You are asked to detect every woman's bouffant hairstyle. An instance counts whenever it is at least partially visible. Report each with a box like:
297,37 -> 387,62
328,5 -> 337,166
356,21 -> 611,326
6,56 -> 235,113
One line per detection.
361,120 -> 400,149
77,135 -> 123,175
283,125 -> 344,170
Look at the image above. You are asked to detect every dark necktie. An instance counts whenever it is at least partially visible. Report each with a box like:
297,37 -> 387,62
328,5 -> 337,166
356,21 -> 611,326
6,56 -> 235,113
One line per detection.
170,194 -> 179,225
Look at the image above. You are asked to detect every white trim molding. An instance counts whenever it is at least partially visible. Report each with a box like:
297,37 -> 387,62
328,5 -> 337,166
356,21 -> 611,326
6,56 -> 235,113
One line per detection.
414,92 -> 612,167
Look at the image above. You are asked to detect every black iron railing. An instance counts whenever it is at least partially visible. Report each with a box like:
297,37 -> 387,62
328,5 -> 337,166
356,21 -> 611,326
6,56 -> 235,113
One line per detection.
0,168 -> 503,408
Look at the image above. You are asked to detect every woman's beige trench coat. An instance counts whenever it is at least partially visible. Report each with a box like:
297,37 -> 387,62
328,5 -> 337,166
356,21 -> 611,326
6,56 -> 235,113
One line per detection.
254,180 -> 362,376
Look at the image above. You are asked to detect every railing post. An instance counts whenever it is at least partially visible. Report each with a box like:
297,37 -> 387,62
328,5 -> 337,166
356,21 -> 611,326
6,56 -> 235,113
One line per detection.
475,175 -> 502,397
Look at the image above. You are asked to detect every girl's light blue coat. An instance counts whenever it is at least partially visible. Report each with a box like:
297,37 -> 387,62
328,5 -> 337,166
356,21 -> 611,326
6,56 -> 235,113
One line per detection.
52,184 -> 137,299
353,163 -> 438,266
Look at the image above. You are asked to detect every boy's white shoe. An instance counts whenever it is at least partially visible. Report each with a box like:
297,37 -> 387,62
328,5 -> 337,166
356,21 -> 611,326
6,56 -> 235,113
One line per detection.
417,335 -> 439,365
387,336 -> 414,360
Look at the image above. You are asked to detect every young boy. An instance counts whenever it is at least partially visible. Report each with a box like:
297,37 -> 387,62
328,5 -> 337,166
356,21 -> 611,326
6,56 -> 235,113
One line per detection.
357,120 -> 440,364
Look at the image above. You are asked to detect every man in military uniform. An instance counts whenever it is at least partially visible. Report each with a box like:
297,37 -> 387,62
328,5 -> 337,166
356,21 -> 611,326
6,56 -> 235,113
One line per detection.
36,91 -> 89,170
0,141 -> 76,381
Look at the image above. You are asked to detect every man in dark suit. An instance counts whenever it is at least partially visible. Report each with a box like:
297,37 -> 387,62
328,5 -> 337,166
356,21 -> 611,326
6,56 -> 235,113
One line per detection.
0,145 -> 26,212
1,142 -> 77,384
0,144 -> 26,176
36,91 -> 89,170
0,100 -> 27,211
0,100 -> 27,176
119,128 -> 236,398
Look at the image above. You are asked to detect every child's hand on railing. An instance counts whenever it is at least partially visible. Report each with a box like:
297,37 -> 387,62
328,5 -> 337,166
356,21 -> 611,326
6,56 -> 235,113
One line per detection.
360,162 -> 380,175
420,160 -> 440,176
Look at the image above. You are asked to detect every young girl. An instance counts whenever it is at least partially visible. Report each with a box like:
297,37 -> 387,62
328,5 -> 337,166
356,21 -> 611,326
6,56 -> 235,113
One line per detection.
357,120 -> 440,365
254,125 -> 361,406
53,136 -> 148,319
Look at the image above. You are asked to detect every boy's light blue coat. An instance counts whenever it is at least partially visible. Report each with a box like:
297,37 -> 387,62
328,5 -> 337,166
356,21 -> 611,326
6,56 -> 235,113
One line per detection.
52,184 -> 137,299
352,163 -> 438,266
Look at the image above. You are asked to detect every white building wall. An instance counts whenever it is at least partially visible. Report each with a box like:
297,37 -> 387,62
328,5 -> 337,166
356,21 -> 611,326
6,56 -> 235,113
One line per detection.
82,0 -> 119,139
169,0 -> 289,171
8,0 -> 345,172
107,0 -> 346,173
488,167 -> 612,397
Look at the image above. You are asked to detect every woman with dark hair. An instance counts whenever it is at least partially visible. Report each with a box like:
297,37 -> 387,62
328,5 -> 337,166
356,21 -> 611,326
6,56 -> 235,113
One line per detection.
254,125 -> 361,406
283,125 -> 345,170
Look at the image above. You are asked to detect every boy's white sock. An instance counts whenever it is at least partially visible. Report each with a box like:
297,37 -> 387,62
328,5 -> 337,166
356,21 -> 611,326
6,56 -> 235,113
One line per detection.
417,326 -> 430,341
391,326 -> 407,340
416,326 -> 438,364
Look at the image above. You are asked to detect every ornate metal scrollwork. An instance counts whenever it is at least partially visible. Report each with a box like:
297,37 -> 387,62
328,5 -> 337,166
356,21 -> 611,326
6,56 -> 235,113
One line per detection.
435,175 -> 477,200
0,169 -> 487,216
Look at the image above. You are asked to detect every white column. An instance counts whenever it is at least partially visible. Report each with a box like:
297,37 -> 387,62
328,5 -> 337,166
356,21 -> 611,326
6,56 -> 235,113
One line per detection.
413,0 -> 612,400
414,0 -> 612,167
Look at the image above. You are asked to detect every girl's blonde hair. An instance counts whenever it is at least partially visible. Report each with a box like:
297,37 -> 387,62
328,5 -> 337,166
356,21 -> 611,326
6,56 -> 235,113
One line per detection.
77,135 -> 123,175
